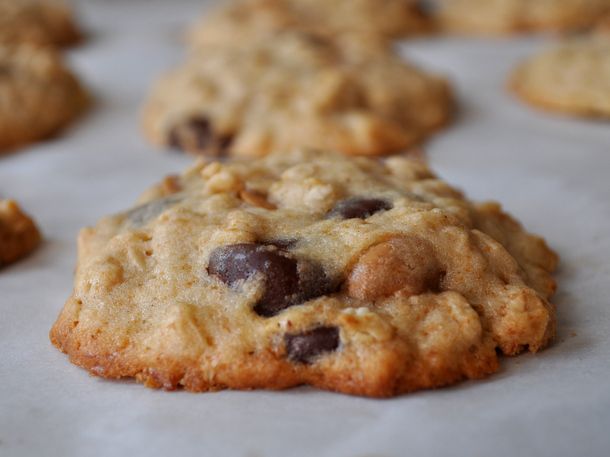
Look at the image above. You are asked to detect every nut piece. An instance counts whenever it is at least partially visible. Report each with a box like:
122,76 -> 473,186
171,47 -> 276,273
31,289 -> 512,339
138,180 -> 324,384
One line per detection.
0,200 -> 41,266
161,175 -> 182,195
239,189 -> 276,210
346,236 -> 440,301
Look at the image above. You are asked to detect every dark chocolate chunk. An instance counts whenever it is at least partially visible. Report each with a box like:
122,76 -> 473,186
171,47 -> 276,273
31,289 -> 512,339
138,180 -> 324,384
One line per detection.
217,133 -> 234,153
207,243 -> 335,317
285,326 -> 340,364
297,260 -> 335,302
168,116 -> 232,157
327,197 -> 392,220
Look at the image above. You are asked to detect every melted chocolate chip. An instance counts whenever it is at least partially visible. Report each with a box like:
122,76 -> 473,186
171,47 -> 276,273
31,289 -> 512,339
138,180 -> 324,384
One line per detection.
285,326 -> 340,364
327,197 -> 392,220
125,196 -> 181,226
168,117 -> 233,157
297,261 -> 333,302
207,243 -> 335,317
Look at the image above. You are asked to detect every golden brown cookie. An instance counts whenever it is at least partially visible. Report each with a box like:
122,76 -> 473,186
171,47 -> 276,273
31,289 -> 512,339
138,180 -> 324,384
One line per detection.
0,43 -> 89,153
434,0 -> 610,35
50,149 -> 558,397
510,32 -> 610,118
142,31 -> 452,158
0,200 -> 41,267
0,0 -> 81,47
189,0 -> 430,48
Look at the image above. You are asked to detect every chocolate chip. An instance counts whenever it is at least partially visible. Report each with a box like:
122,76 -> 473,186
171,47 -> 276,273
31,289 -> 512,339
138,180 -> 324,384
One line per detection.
327,197 -> 392,220
217,133 -> 234,152
168,116 -> 233,157
125,196 -> 181,226
207,243 -> 335,317
297,261 -> 334,302
168,117 -> 210,149
285,326 -> 340,364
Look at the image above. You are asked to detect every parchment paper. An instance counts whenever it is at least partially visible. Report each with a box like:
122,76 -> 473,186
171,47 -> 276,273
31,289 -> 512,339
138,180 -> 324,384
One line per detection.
1,1 -> 609,456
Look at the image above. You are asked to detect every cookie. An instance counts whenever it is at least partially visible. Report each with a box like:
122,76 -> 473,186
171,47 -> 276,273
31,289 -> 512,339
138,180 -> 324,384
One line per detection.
0,43 -> 89,152
0,200 -> 41,267
510,32 -> 610,117
0,0 -> 81,47
189,0 -> 430,48
50,149 -> 558,397
434,0 -> 610,35
142,32 -> 452,158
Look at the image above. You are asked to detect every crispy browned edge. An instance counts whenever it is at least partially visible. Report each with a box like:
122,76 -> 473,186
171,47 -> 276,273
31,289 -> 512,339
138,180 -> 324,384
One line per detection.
50,305 -> 501,398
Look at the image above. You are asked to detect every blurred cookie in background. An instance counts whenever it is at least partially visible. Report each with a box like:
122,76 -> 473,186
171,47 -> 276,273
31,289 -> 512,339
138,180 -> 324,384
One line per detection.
0,44 -> 89,153
432,0 -> 610,35
510,25 -> 610,118
0,0 -> 82,47
143,31 -> 453,158
188,0 -> 431,48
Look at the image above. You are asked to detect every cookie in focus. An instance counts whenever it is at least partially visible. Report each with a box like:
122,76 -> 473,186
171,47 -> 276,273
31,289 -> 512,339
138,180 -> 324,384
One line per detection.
50,149 -> 558,397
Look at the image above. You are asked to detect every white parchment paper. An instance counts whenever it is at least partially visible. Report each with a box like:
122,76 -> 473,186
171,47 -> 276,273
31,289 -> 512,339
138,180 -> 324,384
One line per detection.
1,1 -> 609,456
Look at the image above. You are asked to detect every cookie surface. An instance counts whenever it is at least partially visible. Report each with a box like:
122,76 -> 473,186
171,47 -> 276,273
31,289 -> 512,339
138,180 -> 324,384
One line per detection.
0,0 -> 81,47
510,33 -> 610,117
0,44 -> 88,152
143,32 -> 452,158
50,149 -> 557,397
189,0 -> 430,48
434,0 -> 610,34
0,200 -> 41,267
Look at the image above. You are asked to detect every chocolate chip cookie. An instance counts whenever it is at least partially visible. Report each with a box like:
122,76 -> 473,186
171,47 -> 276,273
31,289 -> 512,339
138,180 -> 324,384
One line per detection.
142,31 -> 452,158
0,43 -> 89,152
0,200 -> 41,267
189,0 -> 430,48
510,30 -> 610,117
0,0 -> 81,47
434,0 -> 610,34
50,149 -> 558,397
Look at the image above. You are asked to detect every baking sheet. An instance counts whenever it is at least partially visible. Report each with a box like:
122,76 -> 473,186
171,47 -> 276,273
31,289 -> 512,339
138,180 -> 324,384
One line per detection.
1,1 -> 609,456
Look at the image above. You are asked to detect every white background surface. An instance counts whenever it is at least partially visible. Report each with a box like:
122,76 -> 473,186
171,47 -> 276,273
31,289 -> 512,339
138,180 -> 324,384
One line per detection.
1,1 -> 609,456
